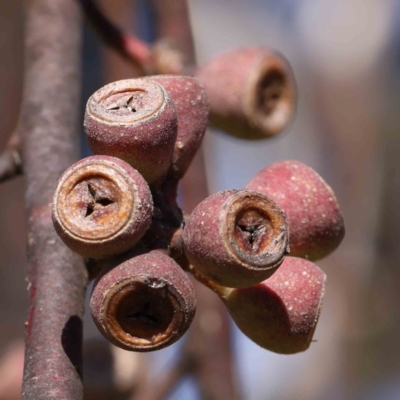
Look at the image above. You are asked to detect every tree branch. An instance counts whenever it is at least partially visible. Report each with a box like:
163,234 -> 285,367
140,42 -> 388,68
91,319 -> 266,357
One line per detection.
20,1 -> 88,399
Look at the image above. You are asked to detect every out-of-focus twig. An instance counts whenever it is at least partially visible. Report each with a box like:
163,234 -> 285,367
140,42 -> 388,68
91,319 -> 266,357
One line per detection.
132,355 -> 196,400
76,0 -> 152,73
20,1 -> 88,399
0,341 -> 24,400
149,0 -> 196,72
77,0 -> 192,75
0,135 -> 22,183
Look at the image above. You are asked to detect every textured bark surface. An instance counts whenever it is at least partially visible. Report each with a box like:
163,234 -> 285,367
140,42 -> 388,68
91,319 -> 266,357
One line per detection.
20,1 -> 88,399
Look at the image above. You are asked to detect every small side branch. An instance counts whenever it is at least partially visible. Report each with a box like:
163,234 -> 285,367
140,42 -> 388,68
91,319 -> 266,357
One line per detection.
77,0 -> 192,75
76,0 -> 152,73
149,0 -> 196,71
0,137 -> 22,183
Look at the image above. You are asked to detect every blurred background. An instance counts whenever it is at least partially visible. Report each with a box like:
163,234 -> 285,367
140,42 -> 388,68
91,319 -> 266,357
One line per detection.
1,0 -> 400,399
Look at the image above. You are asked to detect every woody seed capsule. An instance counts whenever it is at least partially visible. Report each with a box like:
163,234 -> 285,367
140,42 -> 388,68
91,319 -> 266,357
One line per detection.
183,189 -> 289,288
224,256 -> 326,354
90,250 -> 196,352
84,78 -> 178,186
146,75 -> 209,179
52,155 -> 153,259
196,47 -> 296,140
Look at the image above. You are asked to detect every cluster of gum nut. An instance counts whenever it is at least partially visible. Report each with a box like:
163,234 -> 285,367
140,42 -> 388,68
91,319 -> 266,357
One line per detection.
51,48 -> 345,355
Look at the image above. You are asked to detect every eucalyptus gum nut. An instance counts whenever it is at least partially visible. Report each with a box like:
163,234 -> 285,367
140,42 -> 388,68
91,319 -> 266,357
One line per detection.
84,78 -> 178,185
246,160 -> 345,261
52,155 -> 153,259
146,75 -> 209,179
224,256 -> 326,354
183,190 -> 289,288
90,250 -> 196,352
195,48 -> 296,140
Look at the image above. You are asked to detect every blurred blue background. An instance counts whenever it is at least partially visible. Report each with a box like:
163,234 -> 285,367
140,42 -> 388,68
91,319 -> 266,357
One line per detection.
1,0 -> 400,399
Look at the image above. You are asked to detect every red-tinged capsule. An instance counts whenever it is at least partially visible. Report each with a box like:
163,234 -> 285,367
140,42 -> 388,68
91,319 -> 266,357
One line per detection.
246,160 -> 345,260
84,78 -> 178,186
196,47 -> 296,140
90,250 -> 196,352
183,189 -> 289,288
146,75 -> 209,180
224,256 -> 326,354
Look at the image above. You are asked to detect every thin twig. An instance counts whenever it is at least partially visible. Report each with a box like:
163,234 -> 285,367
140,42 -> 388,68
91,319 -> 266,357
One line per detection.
77,0 -> 192,75
0,136 -> 22,183
20,1 -> 88,399
76,0 -> 152,73
147,0 -> 196,75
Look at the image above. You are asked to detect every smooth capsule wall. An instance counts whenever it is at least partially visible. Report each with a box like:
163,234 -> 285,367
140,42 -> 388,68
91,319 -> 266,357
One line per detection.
146,75 -> 209,180
246,160 -> 345,260
224,256 -> 326,354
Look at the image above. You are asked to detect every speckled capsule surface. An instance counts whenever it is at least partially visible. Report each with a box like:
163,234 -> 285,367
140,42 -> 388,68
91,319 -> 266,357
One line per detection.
225,256 -> 326,354
52,155 -> 153,259
84,78 -> 178,185
146,75 -> 209,179
90,250 -> 196,352
183,190 -> 289,288
195,47 -> 296,140
246,160 -> 345,261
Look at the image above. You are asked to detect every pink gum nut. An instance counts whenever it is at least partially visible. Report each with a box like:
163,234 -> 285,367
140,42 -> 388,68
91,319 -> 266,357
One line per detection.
52,156 -> 153,259
224,256 -> 326,354
84,78 -> 178,186
90,250 -> 196,352
245,160 -> 345,261
146,76 -> 209,179
195,47 -> 296,140
183,190 -> 289,288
